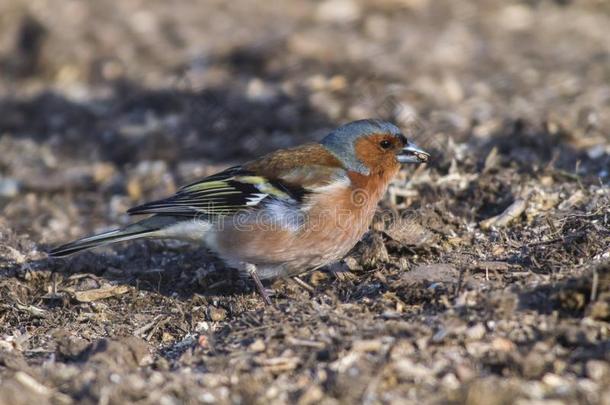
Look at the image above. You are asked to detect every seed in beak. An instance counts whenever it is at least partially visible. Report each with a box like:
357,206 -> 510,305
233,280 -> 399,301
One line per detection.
398,141 -> 430,164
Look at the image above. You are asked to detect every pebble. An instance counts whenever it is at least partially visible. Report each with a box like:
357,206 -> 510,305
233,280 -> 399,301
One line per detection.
248,339 -> 266,353
588,300 -> 610,321
316,0 -> 361,24
586,360 -> 609,381
497,4 -> 534,32
352,339 -> 384,353
0,178 -> 20,198
343,256 -> 362,271
309,92 -> 342,119
246,78 -> 277,103
587,144 -> 608,160
523,351 -> 547,379
465,323 -> 486,341
491,337 -> 515,352
364,14 -> 389,40
393,359 -> 432,382
542,373 -> 566,389
208,307 -> 227,322
441,373 -> 460,390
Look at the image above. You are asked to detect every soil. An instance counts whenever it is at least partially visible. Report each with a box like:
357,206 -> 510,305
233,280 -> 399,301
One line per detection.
1,0 -> 609,404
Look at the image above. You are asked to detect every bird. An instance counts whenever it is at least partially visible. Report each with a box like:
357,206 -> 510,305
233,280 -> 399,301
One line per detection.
50,119 -> 430,304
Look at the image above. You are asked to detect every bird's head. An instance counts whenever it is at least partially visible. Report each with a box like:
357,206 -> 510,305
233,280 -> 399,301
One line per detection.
320,119 -> 430,175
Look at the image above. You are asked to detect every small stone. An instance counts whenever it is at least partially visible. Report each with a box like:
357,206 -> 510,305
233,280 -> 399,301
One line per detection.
465,341 -> 490,357
92,337 -> 152,368
343,256 -> 362,271
92,163 -> 116,184
588,299 -> 610,321
208,307 -> 227,322
127,178 -> 143,200
497,4 -> 534,32
298,385 -> 324,405
432,328 -> 448,343
288,32 -> 328,59
316,0 -> 361,24
455,364 -> 475,381
361,232 -> 390,268
310,270 -> 329,286
558,190 -> 585,210
384,217 -> 436,247
195,321 -> 210,333
328,75 -> 347,91
309,92 -> 342,120
402,264 -> 458,284
393,359 -> 432,382
246,78 -> 277,103
465,324 -> 486,341
352,339 -> 383,352
523,351 -> 547,379
248,339 -> 266,353
465,378 -> 515,405
540,176 -> 554,187
491,337 -> 515,352
542,373 -> 566,389
364,14 -> 389,40
586,360 -> 610,381
53,331 -> 89,360
0,178 -> 20,198
442,373 -> 460,390
587,144 -> 607,160
198,335 -> 208,349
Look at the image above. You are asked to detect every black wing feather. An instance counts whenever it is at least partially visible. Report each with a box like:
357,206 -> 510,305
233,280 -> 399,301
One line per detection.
127,166 -> 308,218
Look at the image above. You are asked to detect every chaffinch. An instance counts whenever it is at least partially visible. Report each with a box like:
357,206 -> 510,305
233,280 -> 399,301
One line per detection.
50,119 -> 430,304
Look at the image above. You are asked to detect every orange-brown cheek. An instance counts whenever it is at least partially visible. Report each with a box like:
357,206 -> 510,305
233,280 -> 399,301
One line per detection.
354,137 -> 384,170
354,137 -> 402,176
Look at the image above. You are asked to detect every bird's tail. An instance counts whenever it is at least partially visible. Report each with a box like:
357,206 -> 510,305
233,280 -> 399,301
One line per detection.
49,215 -> 199,257
49,226 -> 158,257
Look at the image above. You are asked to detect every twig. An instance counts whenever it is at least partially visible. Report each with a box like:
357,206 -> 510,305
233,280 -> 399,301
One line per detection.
591,268 -> 599,302
480,198 -> 527,230
134,314 -> 164,337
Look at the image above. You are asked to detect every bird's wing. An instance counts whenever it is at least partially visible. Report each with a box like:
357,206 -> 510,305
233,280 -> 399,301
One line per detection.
127,144 -> 349,218
127,166 -> 308,218
272,165 -> 349,192
244,143 -> 348,191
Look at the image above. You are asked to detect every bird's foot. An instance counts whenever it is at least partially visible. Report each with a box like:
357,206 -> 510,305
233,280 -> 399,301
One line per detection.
245,263 -> 272,305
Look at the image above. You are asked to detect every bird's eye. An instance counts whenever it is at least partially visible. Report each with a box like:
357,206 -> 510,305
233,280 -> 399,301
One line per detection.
379,139 -> 392,149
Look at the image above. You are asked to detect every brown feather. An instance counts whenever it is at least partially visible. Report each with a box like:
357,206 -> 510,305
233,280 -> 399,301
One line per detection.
244,143 -> 343,189
246,144 -> 342,172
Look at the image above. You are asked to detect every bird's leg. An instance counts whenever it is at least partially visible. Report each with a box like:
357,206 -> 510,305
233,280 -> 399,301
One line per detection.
245,263 -> 272,305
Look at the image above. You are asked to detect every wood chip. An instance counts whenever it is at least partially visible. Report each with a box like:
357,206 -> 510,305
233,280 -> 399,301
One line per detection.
384,217 -> 436,247
352,339 -> 384,352
255,356 -> 300,372
473,261 -> 512,272
286,337 -> 325,349
69,285 -> 130,302
480,198 -> 527,230
14,372 -> 51,396
15,303 -> 47,318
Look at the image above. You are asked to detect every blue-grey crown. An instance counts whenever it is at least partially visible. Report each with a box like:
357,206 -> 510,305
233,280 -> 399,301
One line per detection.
320,119 -> 403,175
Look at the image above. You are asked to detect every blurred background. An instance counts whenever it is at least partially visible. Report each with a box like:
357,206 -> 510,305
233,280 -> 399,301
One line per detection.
1,1 -> 609,404
1,0 -> 608,243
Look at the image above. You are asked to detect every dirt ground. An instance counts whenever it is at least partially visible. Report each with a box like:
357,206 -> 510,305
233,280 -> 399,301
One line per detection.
1,0 -> 609,404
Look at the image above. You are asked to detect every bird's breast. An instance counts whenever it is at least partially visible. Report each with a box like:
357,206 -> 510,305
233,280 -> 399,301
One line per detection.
208,170 -> 396,276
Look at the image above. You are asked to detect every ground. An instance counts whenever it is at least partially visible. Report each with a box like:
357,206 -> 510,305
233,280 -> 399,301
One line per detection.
0,0 -> 609,404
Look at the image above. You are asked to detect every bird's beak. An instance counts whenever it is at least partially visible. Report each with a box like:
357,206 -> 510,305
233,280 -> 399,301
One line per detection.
397,141 -> 430,164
